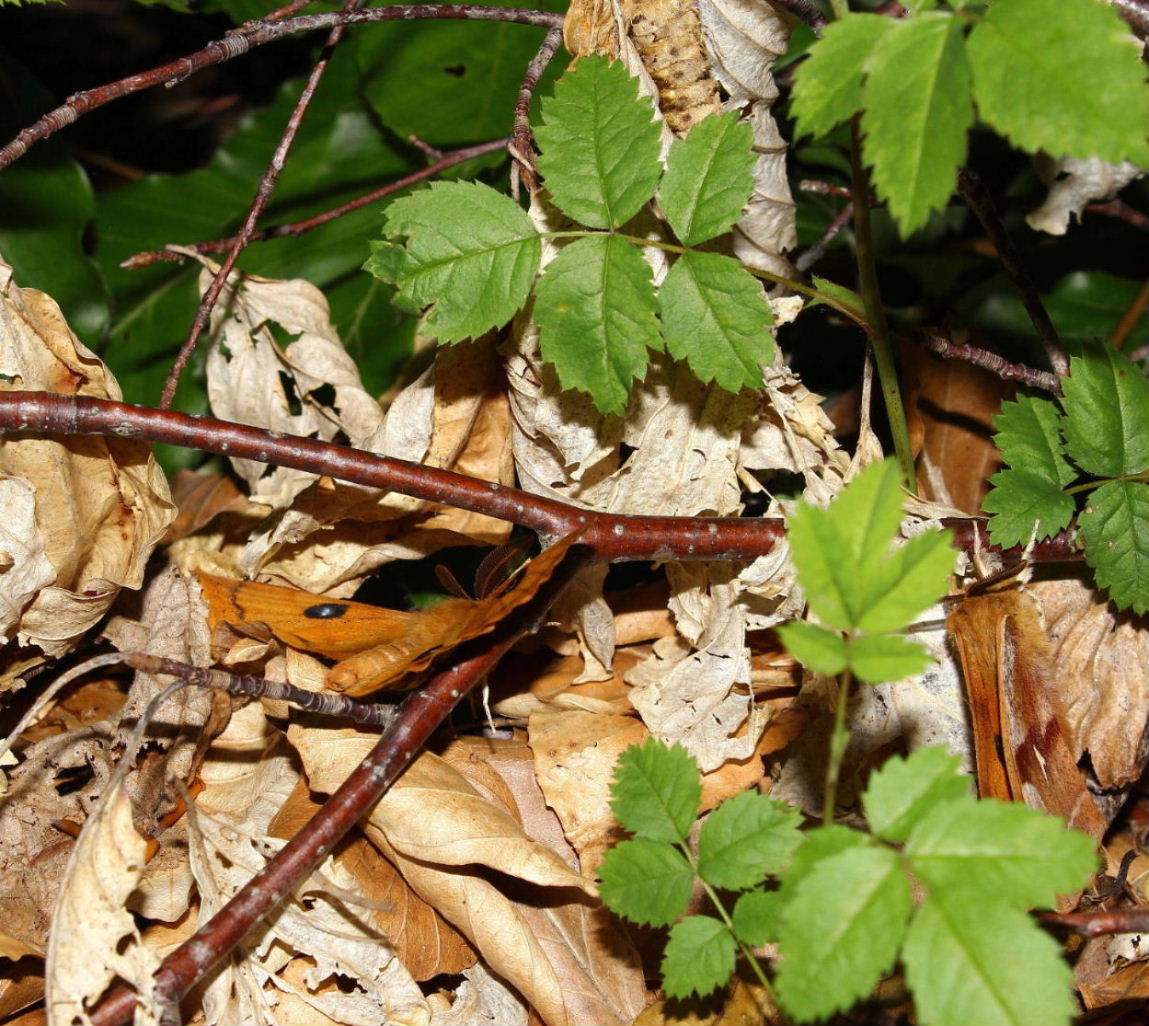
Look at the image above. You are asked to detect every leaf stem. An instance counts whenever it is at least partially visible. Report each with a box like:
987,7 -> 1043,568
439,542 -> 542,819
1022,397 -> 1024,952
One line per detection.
847,117 -> 916,490
823,667 -> 855,824
1065,472 -> 1149,496
681,844 -> 779,1014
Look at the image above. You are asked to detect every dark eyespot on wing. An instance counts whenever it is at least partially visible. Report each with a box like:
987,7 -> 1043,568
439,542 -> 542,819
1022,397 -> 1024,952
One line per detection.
304,603 -> 350,620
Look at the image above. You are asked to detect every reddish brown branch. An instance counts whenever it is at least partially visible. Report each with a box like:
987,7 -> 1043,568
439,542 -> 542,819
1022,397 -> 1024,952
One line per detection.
0,391 -> 1081,565
1037,907 -> 1149,937
917,332 -> 1063,395
511,26 -> 564,191
957,168 -> 1069,378
124,139 -> 510,268
1086,198 -> 1149,233
89,543 -> 592,1026
0,5 -> 565,173
161,0 -> 362,408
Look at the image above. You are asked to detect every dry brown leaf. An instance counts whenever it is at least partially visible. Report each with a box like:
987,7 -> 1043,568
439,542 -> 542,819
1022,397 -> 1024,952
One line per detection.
1031,574 -> 1149,790
0,260 -> 175,658
45,778 -> 161,1025
290,724 -> 647,1026
0,960 -> 44,1022
162,470 -> 250,544
948,585 -> 1110,839
902,342 -> 1014,514
269,777 -> 477,983
1077,959 -> 1149,1010
635,975 -> 781,1025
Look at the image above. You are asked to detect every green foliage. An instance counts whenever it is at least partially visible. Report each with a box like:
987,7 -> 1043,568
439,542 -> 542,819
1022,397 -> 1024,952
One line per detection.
533,234 -> 660,415
600,743 -> 1096,1024
777,458 -> 956,683
535,57 -> 663,230
366,181 -> 541,342
369,55 -> 773,413
792,0 -> 1149,235
985,346 -> 1149,613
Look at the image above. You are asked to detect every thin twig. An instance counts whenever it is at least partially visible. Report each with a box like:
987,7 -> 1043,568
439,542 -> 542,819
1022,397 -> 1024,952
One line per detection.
123,139 -> 509,267
0,390 -> 1083,564
918,332 -> 1063,394
511,25 -> 564,192
1109,0 -> 1149,34
160,0 -> 364,408
795,200 -> 854,274
1109,279 -> 1149,350
957,168 -> 1069,377
1037,907 -> 1149,937
0,5 -> 565,172
87,542 -> 593,1026
120,653 -> 398,727
1086,198 -> 1149,233
799,179 -> 851,199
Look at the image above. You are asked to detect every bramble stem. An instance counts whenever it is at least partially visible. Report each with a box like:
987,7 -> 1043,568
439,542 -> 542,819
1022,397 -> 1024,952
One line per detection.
823,668 -> 855,824
848,118 -> 916,491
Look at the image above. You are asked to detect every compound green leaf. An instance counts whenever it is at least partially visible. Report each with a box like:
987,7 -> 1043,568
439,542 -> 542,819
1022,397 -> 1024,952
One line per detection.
791,13 -> 893,140
776,847 -> 913,1022
967,0 -> 1149,166
907,797 -> 1098,909
780,824 -> 871,893
661,916 -> 736,1000
854,528 -> 956,634
1079,481 -> 1149,615
1061,346 -> 1149,478
848,632 -> 934,685
661,111 -> 756,245
698,792 -> 803,891
984,469 -> 1076,549
659,251 -> 775,393
598,837 -> 695,927
777,620 -> 848,676
904,888 -> 1078,1026
535,56 -> 662,229
861,12 -> 973,235
863,747 -> 970,844
367,181 -> 540,342
732,888 -> 783,947
610,739 -> 701,845
994,394 -> 1077,488
534,234 -> 660,414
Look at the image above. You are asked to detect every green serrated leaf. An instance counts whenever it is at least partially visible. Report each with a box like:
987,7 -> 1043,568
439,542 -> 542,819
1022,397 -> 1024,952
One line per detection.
366,181 -> 540,342
862,12 -> 973,235
1061,346 -> 1149,478
984,469 -> 1076,549
659,252 -> 775,393
863,747 -> 970,843
661,112 -> 756,245
789,460 -> 956,634
1079,481 -> 1149,615
535,56 -> 663,229
598,838 -> 695,927
967,0 -> 1149,167
732,888 -> 784,947
781,824 -> 872,893
661,916 -> 736,1000
534,234 -> 660,415
847,632 -> 934,684
698,792 -> 803,891
904,888 -> 1078,1026
776,847 -> 913,1022
791,14 -> 894,140
907,797 -> 1098,909
610,739 -> 701,844
994,394 -> 1077,488
777,620 -> 849,676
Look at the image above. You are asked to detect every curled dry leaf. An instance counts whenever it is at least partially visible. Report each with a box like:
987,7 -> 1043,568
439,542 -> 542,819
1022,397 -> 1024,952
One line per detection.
289,725 -> 647,1026
0,260 -> 175,658
45,778 -> 161,1026
1027,155 -> 1144,236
